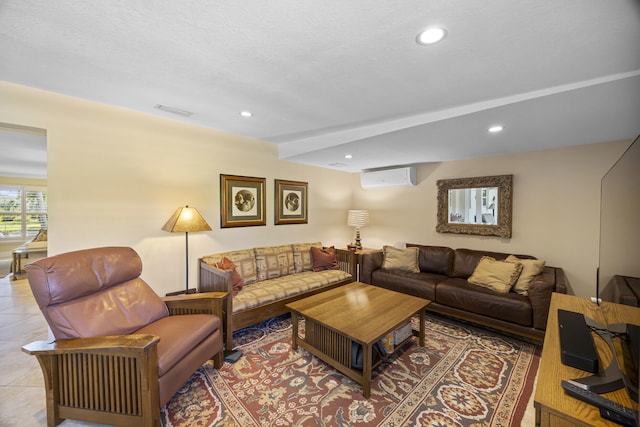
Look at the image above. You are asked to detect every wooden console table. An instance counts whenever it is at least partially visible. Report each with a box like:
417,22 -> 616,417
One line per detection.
534,293 -> 639,426
11,245 -> 47,280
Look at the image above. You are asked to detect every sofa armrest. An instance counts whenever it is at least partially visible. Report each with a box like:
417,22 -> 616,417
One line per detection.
360,250 -> 383,284
335,248 -> 357,278
164,291 -> 228,318
553,267 -> 568,294
528,266 -> 566,330
198,261 -> 234,348
199,260 -> 234,293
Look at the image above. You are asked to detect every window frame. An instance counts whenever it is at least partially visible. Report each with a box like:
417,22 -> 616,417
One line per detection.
0,185 -> 48,242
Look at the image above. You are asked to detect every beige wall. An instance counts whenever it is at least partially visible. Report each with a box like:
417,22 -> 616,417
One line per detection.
353,140 -> 631,297
0,82 -> 357,295
1,81 -> 631,298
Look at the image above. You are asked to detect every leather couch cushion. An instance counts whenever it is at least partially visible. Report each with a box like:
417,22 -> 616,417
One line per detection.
528,268 -> 558,330
46,278 -> 169,339
437,278 -> 532,326
372,269 -> 443,301
452,249 -> 511,278
136,314 -> 221,377
157,331 -> 223,406
26,246 -> 143,308
407,244 -> 454,276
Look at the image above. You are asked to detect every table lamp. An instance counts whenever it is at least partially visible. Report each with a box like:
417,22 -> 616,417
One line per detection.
347,209 -> 369,250
162,205 -> 211,294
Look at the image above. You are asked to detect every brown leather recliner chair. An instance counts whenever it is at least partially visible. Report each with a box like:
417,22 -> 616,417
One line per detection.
22,246 -> 226,427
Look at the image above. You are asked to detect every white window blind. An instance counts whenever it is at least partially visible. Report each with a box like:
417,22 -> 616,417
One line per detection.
0,186 -> 47,240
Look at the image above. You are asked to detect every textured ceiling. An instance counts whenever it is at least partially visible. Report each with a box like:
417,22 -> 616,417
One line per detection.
1,0 -> 639,174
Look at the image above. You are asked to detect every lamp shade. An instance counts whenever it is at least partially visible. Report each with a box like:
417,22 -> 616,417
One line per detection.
347,210 -> 369,227
162,206 -> 212,233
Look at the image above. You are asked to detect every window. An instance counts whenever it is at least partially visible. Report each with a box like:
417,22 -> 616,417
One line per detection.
0,186 -> 47,240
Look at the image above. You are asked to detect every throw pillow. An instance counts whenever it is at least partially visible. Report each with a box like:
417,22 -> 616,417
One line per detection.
32,229 -> 48,242
506,255 -> 546,296
468,256 -> 524,294
310,246 -> 339,271
381,245 -> 419,273
216,256 -> 244,296
203,249 -> 257,285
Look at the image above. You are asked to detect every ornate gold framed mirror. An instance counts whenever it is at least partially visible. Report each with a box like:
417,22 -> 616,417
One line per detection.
436,174 -> 513,238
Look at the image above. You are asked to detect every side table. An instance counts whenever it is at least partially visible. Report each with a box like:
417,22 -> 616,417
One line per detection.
11,246 -> 48,280
346,248 -> 379,281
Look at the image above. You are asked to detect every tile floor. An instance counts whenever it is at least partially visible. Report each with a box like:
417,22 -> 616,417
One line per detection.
0,275 -> 100,426
0,273 -> 538,426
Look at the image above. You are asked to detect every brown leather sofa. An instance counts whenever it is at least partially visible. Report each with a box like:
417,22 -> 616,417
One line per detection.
360,244 -> 567,341
22,247 -> 225,427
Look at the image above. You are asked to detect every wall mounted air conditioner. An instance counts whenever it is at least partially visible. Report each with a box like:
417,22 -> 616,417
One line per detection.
360,167 -> 416,189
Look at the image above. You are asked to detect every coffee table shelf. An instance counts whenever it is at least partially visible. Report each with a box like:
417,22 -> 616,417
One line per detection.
287,282 -> 430,397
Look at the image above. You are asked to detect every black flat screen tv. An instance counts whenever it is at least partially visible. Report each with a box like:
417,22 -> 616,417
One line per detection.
597,135 -> 640,425
598,134 -> 640,305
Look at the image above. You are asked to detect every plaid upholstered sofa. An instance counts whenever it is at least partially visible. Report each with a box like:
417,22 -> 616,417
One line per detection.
199,242 -> 356,349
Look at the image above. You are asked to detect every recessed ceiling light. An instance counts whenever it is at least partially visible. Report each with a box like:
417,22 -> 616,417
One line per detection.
416,27 -> 447,45
488,125 -> 504,133
344,154 -> 353,159
239,111 -> 253,117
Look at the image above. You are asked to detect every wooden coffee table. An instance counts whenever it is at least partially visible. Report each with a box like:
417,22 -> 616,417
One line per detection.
286,281 -> 430,397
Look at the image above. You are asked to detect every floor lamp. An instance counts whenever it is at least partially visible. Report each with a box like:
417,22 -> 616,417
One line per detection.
162,205 -> 211,295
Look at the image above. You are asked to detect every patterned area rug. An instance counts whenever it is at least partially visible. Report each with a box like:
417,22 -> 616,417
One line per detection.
161,314 -> 539,426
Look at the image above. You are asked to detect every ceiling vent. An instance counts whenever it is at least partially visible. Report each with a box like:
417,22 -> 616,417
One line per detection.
154,104 -> 194,117
360,167 -> 416,189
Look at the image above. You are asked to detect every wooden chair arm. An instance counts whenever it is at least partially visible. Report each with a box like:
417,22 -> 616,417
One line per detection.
23,334 -> 161,426
21,334 -> 159,356
163,291 -> 228,318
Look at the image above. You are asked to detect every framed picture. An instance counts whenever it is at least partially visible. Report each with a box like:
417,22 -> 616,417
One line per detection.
220,174 -> 266,227
275,179 -> 308,225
